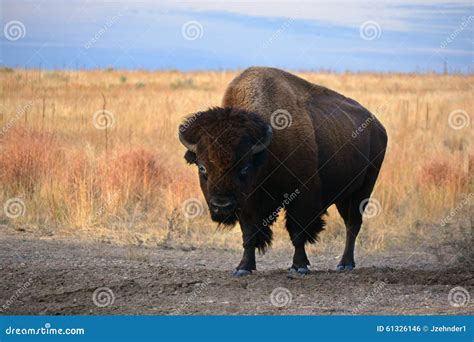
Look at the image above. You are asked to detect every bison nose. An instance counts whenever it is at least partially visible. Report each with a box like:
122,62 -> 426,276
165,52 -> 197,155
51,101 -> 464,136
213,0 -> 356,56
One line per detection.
210,197 -> 235,213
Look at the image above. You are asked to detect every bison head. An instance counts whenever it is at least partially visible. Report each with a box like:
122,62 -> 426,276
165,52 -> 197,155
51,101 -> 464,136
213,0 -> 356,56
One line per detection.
179,107 -> 273,225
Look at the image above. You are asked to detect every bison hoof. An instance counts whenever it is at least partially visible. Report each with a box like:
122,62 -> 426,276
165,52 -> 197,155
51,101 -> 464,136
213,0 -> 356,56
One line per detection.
289,266 -> 310,275
336,264 -> 354,271
232,269 -> 252,277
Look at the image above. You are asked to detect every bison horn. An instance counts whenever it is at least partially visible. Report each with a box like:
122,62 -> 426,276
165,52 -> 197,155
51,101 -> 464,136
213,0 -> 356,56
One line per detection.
251,125 -> 273,154
179,129 -> 197,153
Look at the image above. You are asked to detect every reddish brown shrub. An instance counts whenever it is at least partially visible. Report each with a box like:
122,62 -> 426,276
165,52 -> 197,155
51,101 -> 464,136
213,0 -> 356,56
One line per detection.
100,148 -> 172,200
418,159 -> 467,188
0,128 -> 63,193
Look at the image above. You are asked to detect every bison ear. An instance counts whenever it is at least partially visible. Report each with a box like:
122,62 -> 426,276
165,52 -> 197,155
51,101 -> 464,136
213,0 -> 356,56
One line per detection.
179,126 -> 197,153
251,125 -> 273,154
179,109 -> 206,153
179,112 -> 204,164
184,150 -> 197,165
179,125 -> 198,164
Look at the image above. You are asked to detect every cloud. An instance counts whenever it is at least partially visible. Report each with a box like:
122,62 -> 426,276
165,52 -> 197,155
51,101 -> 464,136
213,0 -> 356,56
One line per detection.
165,0 -> 472,32
2,0 -> 472,72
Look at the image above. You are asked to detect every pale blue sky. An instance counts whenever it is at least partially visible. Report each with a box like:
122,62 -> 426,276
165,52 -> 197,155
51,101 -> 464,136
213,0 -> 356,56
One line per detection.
1,0 -> 473,72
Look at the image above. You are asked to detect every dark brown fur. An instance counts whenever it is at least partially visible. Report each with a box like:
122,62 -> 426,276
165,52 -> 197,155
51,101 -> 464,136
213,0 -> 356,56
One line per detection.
180,67 -> 387,273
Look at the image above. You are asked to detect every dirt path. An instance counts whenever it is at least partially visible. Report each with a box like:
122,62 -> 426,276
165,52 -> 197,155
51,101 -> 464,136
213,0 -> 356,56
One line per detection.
0,230 -> 472,315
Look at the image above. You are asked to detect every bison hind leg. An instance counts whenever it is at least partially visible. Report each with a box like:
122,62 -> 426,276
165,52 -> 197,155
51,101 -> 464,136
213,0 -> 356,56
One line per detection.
336,164 -> 382,271
335,197 -> 362,270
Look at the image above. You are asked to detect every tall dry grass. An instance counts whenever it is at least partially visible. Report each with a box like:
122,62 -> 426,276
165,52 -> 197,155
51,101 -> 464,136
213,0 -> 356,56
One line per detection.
0,68 -> 472,255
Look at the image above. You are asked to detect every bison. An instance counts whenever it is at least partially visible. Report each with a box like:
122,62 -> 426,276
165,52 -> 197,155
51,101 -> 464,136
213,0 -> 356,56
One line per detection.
179,67 -> 387,276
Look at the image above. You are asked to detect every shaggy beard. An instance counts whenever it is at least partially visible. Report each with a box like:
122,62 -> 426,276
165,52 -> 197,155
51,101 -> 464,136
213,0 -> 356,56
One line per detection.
210,211 -> 238,227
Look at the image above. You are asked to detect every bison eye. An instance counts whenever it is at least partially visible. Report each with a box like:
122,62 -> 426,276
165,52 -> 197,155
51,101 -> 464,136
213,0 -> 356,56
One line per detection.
198,164 -> 207,176
239,165 -> 250,179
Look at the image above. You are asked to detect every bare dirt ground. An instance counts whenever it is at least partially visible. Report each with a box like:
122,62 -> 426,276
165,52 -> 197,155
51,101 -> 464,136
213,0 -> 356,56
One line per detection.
0,228 -> 472,316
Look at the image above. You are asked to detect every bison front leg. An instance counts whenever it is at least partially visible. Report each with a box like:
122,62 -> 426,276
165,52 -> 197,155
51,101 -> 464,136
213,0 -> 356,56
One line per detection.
233,223 -> 257,277
286,215 -> 313,275
285,191 -> 325,275
233,222 -> 273,277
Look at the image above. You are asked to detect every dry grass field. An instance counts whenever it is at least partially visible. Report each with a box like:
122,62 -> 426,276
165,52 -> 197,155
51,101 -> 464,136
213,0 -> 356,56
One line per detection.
1,68 -> 473,315
0,68 -> 472,257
